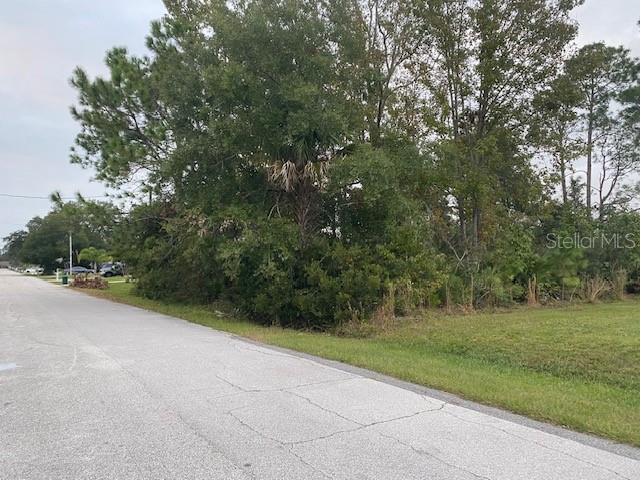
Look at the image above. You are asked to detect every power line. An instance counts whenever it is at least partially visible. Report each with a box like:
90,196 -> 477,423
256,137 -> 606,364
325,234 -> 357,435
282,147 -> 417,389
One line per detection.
0,193 -> 51,199
0,193 -> 109,200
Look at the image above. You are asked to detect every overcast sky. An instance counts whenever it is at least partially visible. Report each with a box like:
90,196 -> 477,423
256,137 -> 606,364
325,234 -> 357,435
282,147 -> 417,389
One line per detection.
1,1 -> 640,242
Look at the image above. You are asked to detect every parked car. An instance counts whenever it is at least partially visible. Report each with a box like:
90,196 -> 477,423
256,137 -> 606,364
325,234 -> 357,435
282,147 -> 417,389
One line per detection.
24,266 -> 44,275
99,262 -> 123,277
64,266 -> 91,274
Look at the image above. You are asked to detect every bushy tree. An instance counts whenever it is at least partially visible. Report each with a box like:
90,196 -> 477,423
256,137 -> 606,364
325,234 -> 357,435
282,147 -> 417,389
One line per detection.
565,43 -> 638,212
2,230 -> 28,266
66,0 -> 640,326
78,247 -> 111,272
18,198 -> 120,273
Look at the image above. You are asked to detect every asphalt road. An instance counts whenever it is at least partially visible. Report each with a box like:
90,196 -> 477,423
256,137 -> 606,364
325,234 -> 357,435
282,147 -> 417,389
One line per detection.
1,269 -> 639,479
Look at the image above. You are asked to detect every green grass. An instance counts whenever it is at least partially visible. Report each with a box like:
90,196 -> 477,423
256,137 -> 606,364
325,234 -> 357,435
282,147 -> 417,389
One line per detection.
82,282 -> 640,446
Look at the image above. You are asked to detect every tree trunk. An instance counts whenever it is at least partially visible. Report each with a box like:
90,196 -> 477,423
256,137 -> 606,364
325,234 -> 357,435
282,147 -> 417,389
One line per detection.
472,204 -> 480,247
527,275 -> 538,305
458,200 -> 466,243
586,100 -> 594,213
559,155 -> 568,205
293,178 -> 315,246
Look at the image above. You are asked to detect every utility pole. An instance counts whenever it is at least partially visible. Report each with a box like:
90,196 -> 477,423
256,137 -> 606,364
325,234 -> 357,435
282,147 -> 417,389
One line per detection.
69,232 -> 73,276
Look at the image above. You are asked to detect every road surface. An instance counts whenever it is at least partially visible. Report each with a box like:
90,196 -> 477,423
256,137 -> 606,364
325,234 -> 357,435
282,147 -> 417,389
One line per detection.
1,269 -> 638,479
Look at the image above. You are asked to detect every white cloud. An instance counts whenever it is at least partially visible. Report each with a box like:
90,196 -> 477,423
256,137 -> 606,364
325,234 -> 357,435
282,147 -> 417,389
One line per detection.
573,0 -> 640,55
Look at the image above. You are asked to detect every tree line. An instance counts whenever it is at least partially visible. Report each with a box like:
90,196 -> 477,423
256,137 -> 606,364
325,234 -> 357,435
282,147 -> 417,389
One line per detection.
1,194 -> 119,272
4,0 -> 640,328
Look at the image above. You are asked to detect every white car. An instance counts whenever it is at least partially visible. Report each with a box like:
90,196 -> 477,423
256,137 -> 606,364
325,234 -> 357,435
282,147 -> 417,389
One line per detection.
24,266 -> 44,275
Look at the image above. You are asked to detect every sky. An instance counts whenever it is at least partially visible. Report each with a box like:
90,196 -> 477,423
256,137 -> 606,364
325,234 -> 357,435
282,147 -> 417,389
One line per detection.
1,0 -> 640,243
0,1 -> 166,242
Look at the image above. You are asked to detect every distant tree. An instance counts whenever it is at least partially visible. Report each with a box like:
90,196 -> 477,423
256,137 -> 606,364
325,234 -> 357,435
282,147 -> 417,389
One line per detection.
78,247 -> 111,272
530,75 -> 583,205
619,47 -> 640,145
418,0 -> 580,248
326,0 -> 427,144
593,118 -> 640,219
20,214 -> 75,272
1,230 -> 28,266
19,199 -> 119,272
620,83 -> 640,144
564,43 -> 637,213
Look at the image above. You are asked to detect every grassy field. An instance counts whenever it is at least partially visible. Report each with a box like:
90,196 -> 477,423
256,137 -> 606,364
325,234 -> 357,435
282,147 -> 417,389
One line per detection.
81,281 -> 640,446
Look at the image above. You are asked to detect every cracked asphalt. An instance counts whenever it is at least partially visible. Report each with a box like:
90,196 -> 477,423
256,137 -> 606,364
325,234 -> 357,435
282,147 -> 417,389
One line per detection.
1,270 -> 639,479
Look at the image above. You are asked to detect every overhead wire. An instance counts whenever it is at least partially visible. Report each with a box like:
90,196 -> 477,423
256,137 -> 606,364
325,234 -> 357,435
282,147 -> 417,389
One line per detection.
0,193 -> 109,200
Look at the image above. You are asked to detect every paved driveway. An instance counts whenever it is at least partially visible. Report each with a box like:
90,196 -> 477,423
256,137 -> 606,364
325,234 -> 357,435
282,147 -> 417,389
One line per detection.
1,270 -> 638,479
